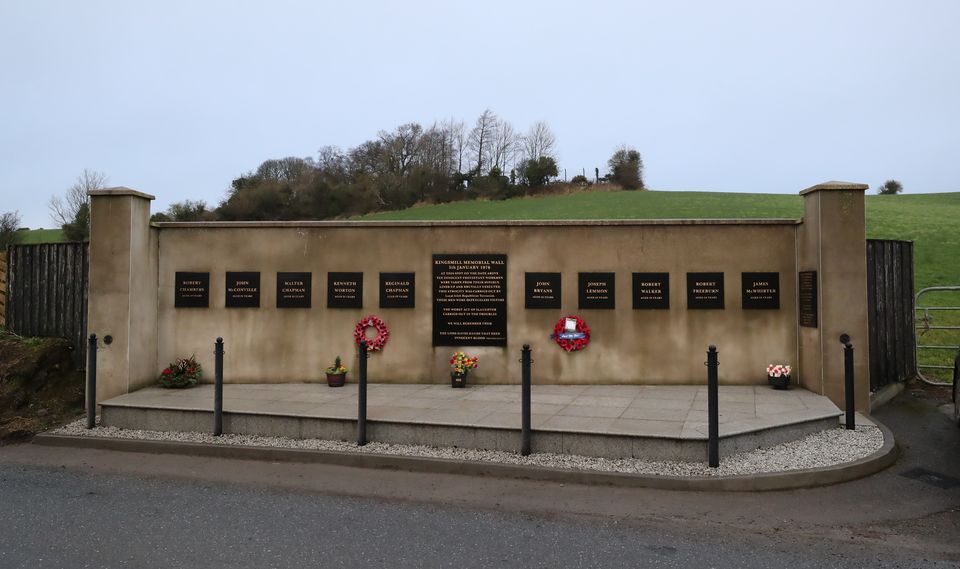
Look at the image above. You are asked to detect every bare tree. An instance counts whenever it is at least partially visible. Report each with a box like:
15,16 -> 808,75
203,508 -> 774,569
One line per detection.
0,210 -> 22,249
49,169 -> 107,228
522,121 -> 557,162
468,109 -> 497,174
378,122 -> 423,176
448,119 -> 468,174
490,119 -> 520,172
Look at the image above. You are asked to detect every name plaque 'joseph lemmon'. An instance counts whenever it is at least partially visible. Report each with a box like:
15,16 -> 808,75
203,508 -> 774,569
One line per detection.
432,254 -> 507,346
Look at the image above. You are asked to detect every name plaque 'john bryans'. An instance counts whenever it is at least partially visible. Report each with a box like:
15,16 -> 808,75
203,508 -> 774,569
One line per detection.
798,270 -> 818,327
276,272 -> 311,308
578,272 -> 615,309
632,272 -> 670,309
525,272 -> 561,309
687,272 -> 724,309
225,272 -> 260,308
380,272 -> 415,308
742,272 -> 780,310
432,254 -> 507,346
174,272 -> 209,308
327,272 -> 363,308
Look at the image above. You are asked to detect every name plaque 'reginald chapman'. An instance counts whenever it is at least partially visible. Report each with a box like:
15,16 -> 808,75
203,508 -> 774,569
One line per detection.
525,272 -> 561,309
687,272 -> 724,309
276,272 -> 311,308
578,272 -> 615,309
632,272 -> 670,309
225,272 -> 261,308
327,272 -> 363,308
798,271 -> 818,327
741,272 -> 780,310
432,254 -> 507,346
174,272 -> 209,308
380,272 -> 415,308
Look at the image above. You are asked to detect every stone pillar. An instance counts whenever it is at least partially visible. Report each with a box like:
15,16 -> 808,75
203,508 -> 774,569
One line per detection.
88,187 -> 158,402
797,181 -> 870,412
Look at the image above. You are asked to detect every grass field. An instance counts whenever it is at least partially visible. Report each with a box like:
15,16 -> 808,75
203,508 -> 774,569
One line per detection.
16,228 -> 66,244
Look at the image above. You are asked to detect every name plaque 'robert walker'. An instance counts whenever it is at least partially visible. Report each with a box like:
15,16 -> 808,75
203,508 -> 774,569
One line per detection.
380,272 -> 415,308
433,254 -> 507,346
327,272 -> 363,308
225,272 -> 260,308
525,272 -> 561,309
687,272 -> 724,309
633,272 -> 669,309
579,272 -> 615,309
277,272 -> 311,308
742,272 -> 780,309
174,272 -> 209,308
798,271 -> 818,327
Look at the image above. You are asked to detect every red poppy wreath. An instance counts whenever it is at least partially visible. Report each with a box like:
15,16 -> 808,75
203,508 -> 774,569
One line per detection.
354,315 -> 389,351
551,315 -> 591,352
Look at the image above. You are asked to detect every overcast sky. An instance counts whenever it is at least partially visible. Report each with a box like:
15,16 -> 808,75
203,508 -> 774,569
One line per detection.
2,0 -> 958,228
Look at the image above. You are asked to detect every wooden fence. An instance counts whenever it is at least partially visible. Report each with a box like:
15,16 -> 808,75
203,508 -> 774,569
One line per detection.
866,239 -> 916,390
0,250 -> 7,328
5,243 -> 89,366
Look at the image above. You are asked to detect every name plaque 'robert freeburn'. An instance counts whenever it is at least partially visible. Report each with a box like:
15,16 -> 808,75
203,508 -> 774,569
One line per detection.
327,272 -> 363,308
633,272 -> 670,309
525,272 -> 561,309
174,272 -> 209,308
226,272 -> 260,308
380,272 -> 415,308
798,271 -> 818,327
578,272 -> 615,309
741,272 -> 780,309
433,254 -> 507,346
687,272 -> 724,309
277,272 -> 311,308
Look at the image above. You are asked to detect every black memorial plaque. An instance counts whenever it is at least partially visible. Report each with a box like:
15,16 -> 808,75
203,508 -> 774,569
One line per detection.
798,271 -> 818,327
578,272 -> 615,309
174,272 -> 209,308
225,272 -> 260,308
276,272 -> 311,308
432,254 -> 507,346
742,272 -> 780,310
525,272 -> 561,309
632,272 -> 670,309
327,272 -> 363,308
380,272 -> 415,308
687,272 -> 724,309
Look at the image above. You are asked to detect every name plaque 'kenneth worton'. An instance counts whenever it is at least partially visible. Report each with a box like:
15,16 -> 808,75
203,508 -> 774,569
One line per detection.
525,272 -> 561,309
633,272 -> 670,309
276,272 -> 311,308
798,271 -> 818,327
327,272 -> 363,308
741,272 -> 780,310
380,272 -> 415,308
687,272 -> 724,309
174,272 -> 209,308
225,272 -> 260,308
579,272 -> 615,309
433,254 -> 507,346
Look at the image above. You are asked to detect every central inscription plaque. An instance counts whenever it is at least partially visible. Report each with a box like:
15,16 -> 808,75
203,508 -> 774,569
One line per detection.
225,272 -> 261,308
432,254 -> 507,346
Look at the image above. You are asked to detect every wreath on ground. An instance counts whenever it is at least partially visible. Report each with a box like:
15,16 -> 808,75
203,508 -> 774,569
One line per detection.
551,315 -> 591,352
354,315 -> 389,351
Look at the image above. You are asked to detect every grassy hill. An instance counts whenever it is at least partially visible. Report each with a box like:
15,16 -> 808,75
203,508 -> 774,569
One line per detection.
16,228 -> 66,244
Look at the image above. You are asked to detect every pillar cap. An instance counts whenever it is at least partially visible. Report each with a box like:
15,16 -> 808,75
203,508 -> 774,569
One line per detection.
799,181 -> 869,196
88,186 -> 155,200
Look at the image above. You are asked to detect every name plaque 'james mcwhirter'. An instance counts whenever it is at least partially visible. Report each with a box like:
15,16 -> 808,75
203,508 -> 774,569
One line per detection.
741,272 -> 780,310
276,272 -> 311,309
432,254 -> 507,346
632,272 -> 670,309
578,272 -> 615,309
525,272 -> 561,309
380,272 -> 415,308
174,272 -> 209,308
225,272 -> 260,308
327,272 -> 363,308
687,272 -> 724,309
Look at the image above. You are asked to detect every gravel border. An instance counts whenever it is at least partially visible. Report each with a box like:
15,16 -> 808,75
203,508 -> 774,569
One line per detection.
53,419 -> 884,478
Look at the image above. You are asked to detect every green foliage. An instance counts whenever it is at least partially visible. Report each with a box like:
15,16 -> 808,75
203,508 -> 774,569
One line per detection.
326,356 -> 348,374
570,174 -> 591,187
152,200 -> 215,222
607,146 -> 644,190
520,156 -> 558,188
158,355 -> 202,388
877,179 -> 904,195
61,202 -> 89,242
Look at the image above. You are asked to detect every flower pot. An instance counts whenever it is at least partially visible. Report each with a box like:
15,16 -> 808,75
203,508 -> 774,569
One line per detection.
326,372 -> 346,387
451,371 -> 467,388
768,374 -> 791,390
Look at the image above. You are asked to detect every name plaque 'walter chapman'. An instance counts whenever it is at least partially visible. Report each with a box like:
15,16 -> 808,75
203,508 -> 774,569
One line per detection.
225,272 -> 260,308
433,254 -> 507,346
276,272 -> 311,308
327,272 -> 363,308
687,272 -> 724,309
174,272 -> 209,308
380,272 -> 415,308
741,272 -> 780,310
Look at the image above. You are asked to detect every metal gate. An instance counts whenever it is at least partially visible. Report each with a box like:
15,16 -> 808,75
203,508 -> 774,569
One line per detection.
915,286 -> 960,385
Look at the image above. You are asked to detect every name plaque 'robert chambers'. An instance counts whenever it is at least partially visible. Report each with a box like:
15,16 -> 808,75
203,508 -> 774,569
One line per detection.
741,272 -> 780,310
174,272 -> 209,308
798,271 -> 818,327
525,272 -> 561,309
225,272 -> 260,308
277,272 -> 311,308
380,272 -> 415,308
578,272 -> 615,309
687,272 -> 724,309
327,272 -> 363,308
433,254 -> 507,346
632,272 -> 670,309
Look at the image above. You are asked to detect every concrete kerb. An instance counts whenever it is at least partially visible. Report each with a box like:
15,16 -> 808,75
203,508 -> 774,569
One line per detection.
31,418 -> 898,492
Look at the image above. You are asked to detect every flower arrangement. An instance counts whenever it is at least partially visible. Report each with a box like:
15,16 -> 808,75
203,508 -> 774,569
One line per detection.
551,316 -> 591,352
450,351 -> 479,375
159,355 -> 202,388
766,364 -> 792,377
325,356 -> 348,387
326,356 -> 348,375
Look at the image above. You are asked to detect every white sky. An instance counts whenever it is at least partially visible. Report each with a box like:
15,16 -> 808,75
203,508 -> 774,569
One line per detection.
2,0 -> 958,228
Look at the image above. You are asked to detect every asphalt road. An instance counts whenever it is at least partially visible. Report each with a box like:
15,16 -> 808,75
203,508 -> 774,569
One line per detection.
0,387 -> 958,569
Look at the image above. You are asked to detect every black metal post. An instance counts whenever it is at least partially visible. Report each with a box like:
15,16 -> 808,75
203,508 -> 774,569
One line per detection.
841,334 -> 855,430
706,345 -> 719,468
520,344 -> 532,456
357,339 -> 368,446
86,334 -> 97,429
214,337 -> 224,436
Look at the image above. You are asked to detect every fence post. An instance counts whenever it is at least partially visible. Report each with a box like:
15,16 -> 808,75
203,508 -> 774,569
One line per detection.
357,339 -> 368,446
706,345 -> 719,467
214,337 -> 224,436
520,344 -> 532,456
840,334 -> 856,430
86,334 -> 97,429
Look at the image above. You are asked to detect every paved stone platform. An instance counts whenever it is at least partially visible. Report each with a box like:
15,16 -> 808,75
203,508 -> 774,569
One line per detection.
101,384 -> 843,461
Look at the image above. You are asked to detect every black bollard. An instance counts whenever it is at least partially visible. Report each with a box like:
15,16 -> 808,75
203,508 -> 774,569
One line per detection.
214,337 -> 224,436
86,334 -> 98,429
840,334 -> 855,430
358,339 -> 368,446
520,344 -> 532,456
706,345 -> 719,468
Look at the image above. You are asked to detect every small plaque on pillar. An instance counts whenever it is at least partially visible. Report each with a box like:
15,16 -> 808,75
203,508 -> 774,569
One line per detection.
328,272 -> 363,308
578,272 -> 615,309
632,272 -> 669,309
380,272 -> 415,308
799,271 -> 818,327
175,272 -> 209,308
687,272 -> 724,309
225,272 -> 260,308
276,272 -> 311,308
741,272 -> 780,310
525,272 -> 561,309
